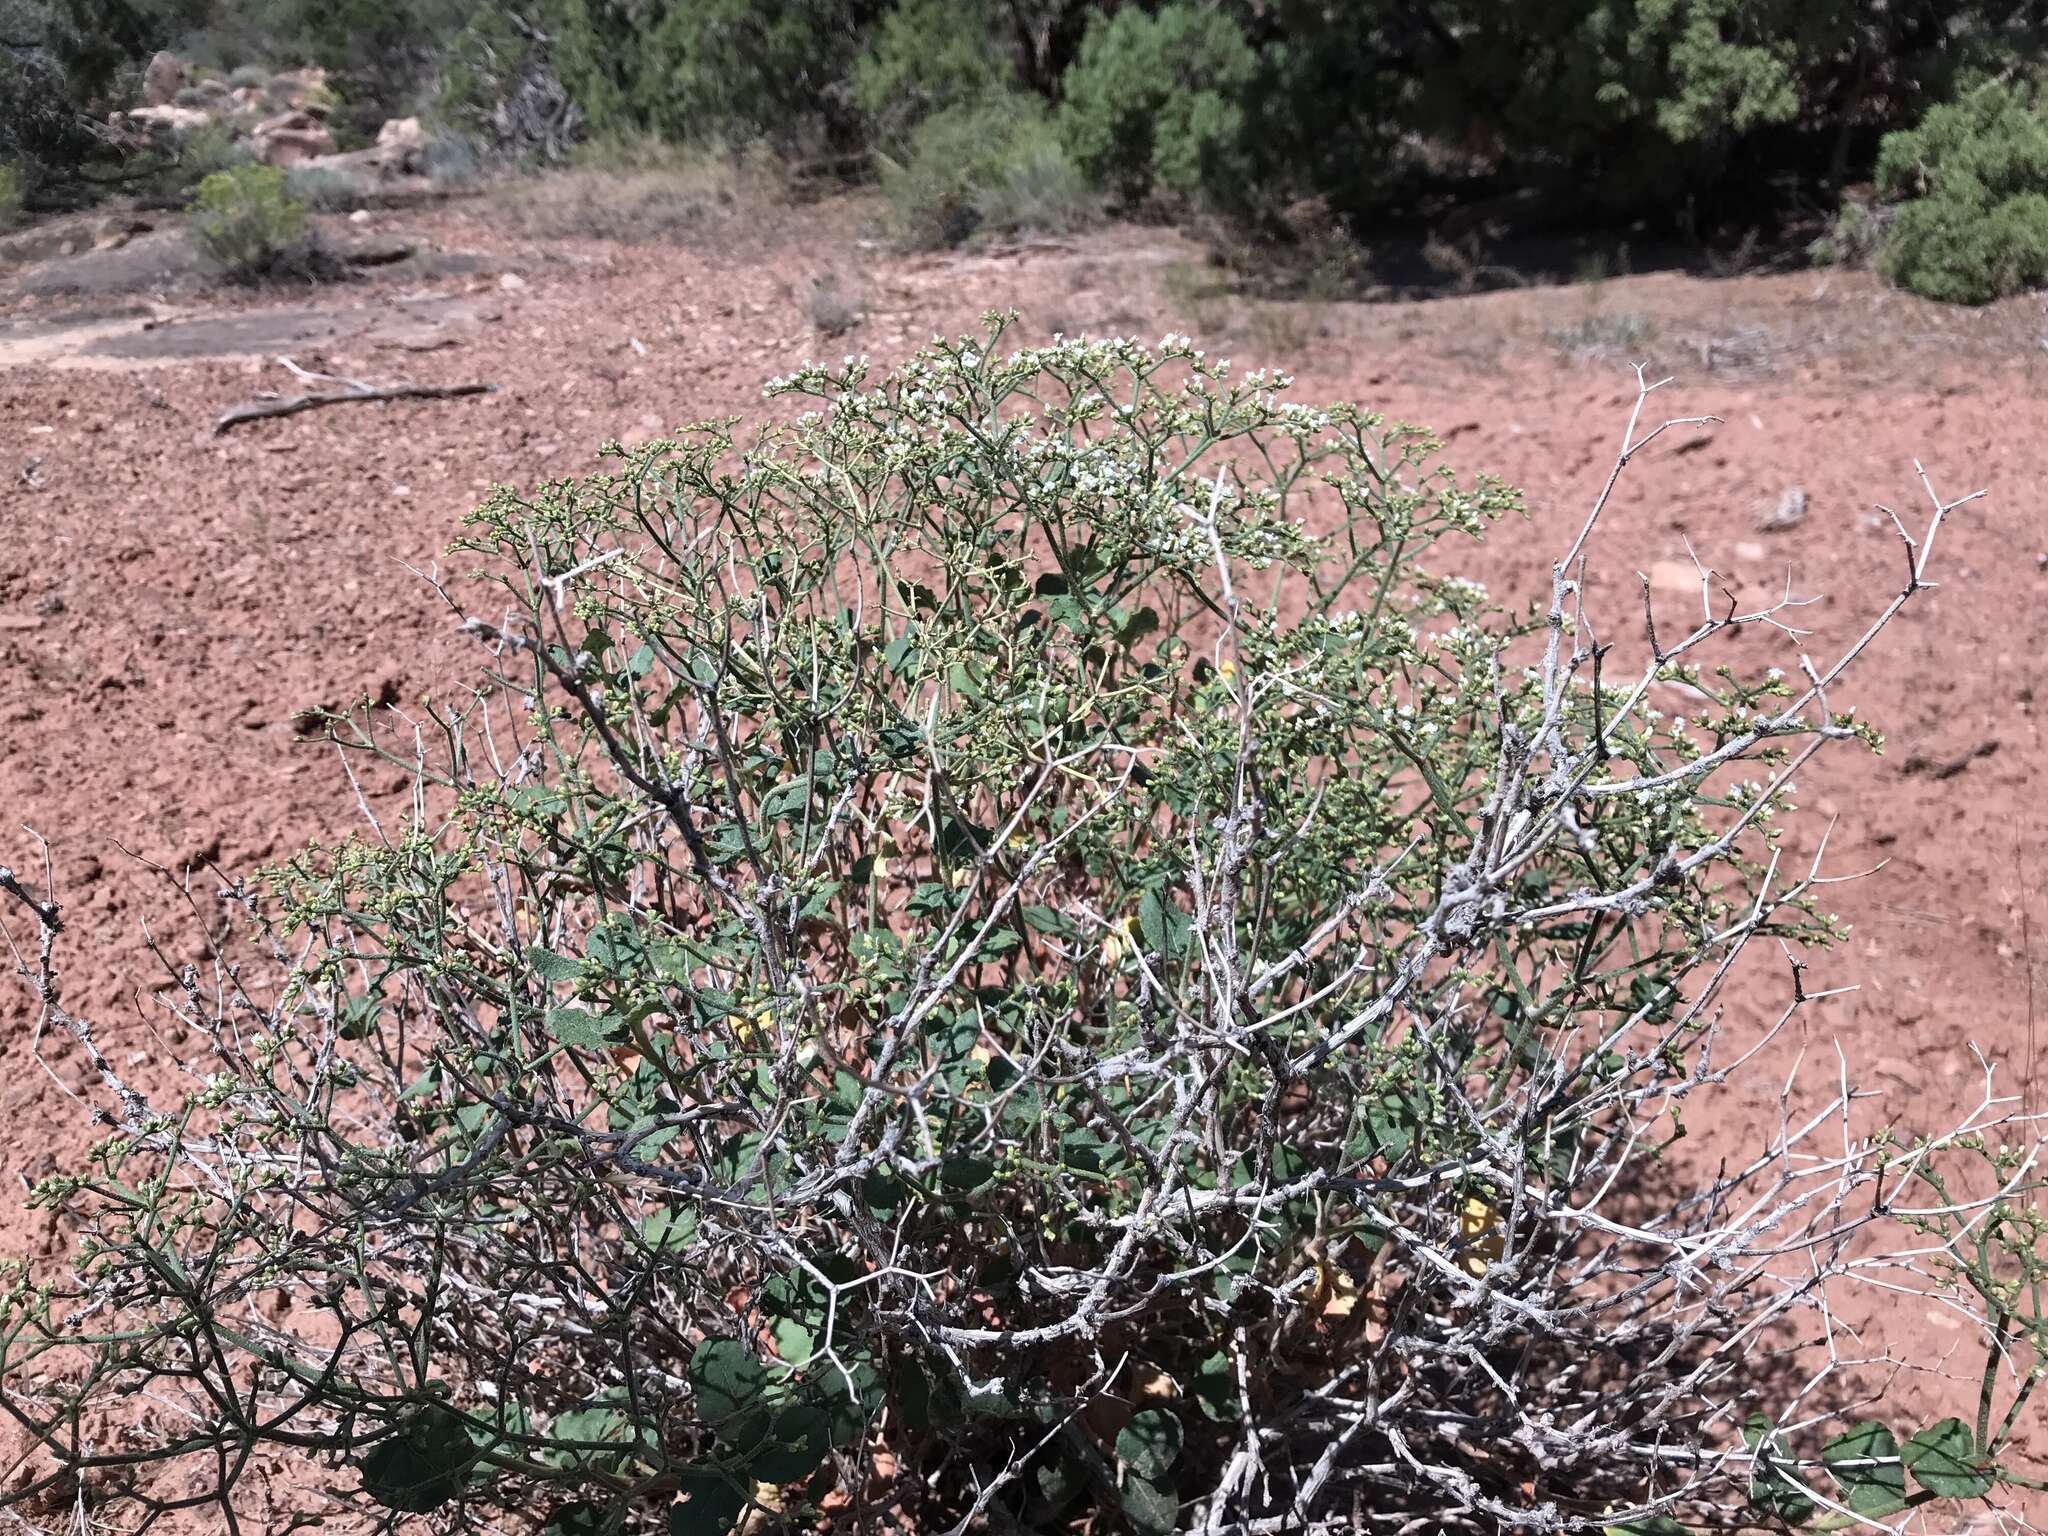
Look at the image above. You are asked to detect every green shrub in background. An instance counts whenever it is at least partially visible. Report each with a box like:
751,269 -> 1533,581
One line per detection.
555,0 -> 875,149
1877,80 -> 2048,304
0,162 -> 21,229
1056,2 -> 1257,207
187,162 -> 312,280
850,0 -> 1014,146
878,93 -> 1088,246
0,317 -> 2030,1535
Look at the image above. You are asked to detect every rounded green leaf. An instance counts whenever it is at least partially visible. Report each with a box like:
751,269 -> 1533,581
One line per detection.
745,1403 -> 833,1482
1823,1420 -> 1907,1516
358,1404 -> 476,1514
1741,1413 -> 1814,1523
669,1469 -> 748,1536
1116,1408 -> 1183,1480
690,1339 -> 775,1426
1121,1471 -> 1179,1536
1903,1417 -> 1994,1500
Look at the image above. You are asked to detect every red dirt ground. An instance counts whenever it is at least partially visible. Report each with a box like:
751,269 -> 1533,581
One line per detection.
3,191 -> 2047,1529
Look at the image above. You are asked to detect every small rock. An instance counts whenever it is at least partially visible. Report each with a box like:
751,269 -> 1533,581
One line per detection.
1733,539 -> 1766,561
116,103 -> 211,133
251,109 -> 334,167
498,272 -> 528,293
92,214 -> 153,252
1756,485 -> 1807,532
348,208 -> 372,226
375,116 -> 424,150
141,51 -> 186,108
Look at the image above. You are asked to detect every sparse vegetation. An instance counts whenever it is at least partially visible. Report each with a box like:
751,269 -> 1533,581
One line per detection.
1548,307 -> 1655,358
284,161 -> 368,211
187,161 -> 319,282
1808,198 -> 1888,268
804,267 -> 863,334
877,93 -> 1081,248
487,138 -> 785,243
0,161 -> 21,229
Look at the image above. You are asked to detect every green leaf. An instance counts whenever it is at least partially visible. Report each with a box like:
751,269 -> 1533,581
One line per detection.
1743,1413 -> 1815,1522
1021,904 -> 1078,938
1601,1519 -> 1686,1536
527,945 -> 581,982
1823,1420 -> 1907,1516
1192,1351 -> 1240,1422
1116,1408 -> 1183,1480
1137,888 -> 1189,960
940,1154 -> 995,1192
1033,1454 -> 1085,1511
1121,1471 -> 1179,1535
545,1005 -> 623,1049
338,992 -> 383,1040
744,1403 -> 833,1481
639,1205 -> 698,1253
1902,1417 -> 1994,1500
669,1469 -> 748,1536
358,1404 -> 476,1514
690,1340 -> 776,1427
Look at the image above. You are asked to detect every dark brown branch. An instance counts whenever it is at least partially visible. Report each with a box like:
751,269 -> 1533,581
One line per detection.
211,382 -> 496,436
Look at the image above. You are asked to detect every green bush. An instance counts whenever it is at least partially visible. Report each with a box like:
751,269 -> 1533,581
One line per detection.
555,0 -> 873,149
186,162 -> 313,280
1056,2 -> 1257,207
850,0 -> 1013,145
285,161 -> 370,210
972,134 -> 1095,237
2,318 -> 2033,1535
1876,81 -> 2048,304
0,162 -> 21,229
878,93 -> 1083,246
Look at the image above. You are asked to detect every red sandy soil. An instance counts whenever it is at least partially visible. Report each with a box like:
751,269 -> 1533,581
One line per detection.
2,190 -> 2046,1529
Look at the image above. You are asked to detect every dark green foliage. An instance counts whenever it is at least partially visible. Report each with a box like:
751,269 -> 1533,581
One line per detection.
1877,81 -> 2048,303
849,0 -> 1013,145
1,0 -> 206,190
1055,2 -> 1258,207
546,0 -> 879,149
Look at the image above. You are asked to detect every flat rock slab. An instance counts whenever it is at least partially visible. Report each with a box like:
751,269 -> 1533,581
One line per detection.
0,294 -> 497,369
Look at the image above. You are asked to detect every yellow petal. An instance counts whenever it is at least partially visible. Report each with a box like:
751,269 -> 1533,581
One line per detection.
1458,1196 -> 1505,1276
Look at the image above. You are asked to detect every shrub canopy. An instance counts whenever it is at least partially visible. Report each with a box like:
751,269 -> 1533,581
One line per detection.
1877,80 -> 2048,303
3,320 -> 2026,1534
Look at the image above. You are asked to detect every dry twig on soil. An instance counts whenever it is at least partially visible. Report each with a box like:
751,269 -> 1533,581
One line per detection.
212,354 -> 494,435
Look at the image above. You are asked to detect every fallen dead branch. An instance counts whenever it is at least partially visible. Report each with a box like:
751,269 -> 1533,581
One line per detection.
213,355 -> 495,435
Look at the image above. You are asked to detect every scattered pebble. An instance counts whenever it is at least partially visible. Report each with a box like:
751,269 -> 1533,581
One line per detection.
1756,485 -> 1807,531
498,272 -> 528,293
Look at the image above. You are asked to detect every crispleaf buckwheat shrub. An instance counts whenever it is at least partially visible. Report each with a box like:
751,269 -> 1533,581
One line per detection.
2,319 -> 2036,1534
